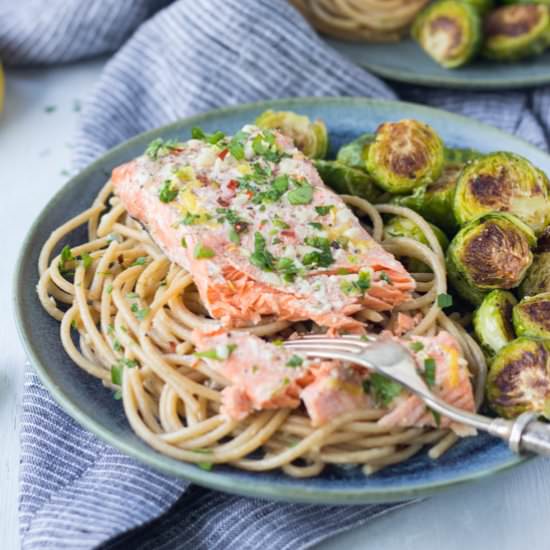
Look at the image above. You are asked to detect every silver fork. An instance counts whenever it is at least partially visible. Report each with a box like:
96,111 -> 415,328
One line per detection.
284,335 -> 550,457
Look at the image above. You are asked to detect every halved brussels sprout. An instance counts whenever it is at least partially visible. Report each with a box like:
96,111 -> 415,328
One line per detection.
255,110 -> 328,159
483,5 -> 550,61
383,215 -> 449,272
336,133 -> 374,171
412,0 -> 482,68
446,212 -> 535,305
473,290 -> 517,356
391,162 -> 462,234
453,152 -> 550,234
513,292 -> 550,339
366,120 -> 445,194
314,160 -> 382,203
487,337 -> 550,419
520,252 -> 550,297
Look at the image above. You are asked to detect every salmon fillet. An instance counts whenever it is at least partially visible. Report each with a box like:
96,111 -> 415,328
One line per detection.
193,330 -> 475,434
112,125 -> 415,331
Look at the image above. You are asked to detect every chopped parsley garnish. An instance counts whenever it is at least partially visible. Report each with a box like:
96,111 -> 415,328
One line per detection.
216,208 -> 248,240
379,271 -> 391,283
181,213 -> 202,225
228,227 -> 240,244
113,340 -> 122,352
194,343 -> 237,361
111,358 -> 138,385
131,303 -> 150,321
131,257 -> 147,267
251,131 -> 282,162
273,217 -> 290,229
250,232 -> 275,271
197,462 -> 214,471
340,271 -> 371,296
194,243 -> 216,259
227,130 -> 247,160
409,341 -> 424,353
430,408 -> 441,427
114,390 -> 122,400
276,257 -> 300,282
145,138 -> 181,160
302,236 -> 334,269
126,292 -> 139,299
286,355 -> 303,368
315,205 -> 334,216
80,252 -> 92,269
423,358 -> 436,388
59,245 -> 74,274
364,373 -> 402,406
272,339 -> 284,347
437,293 -> 453,309
309,222 -> 323,230
106,284 -> 113,294
249,175 -> 289,205
287,181 -> 313,205
191,127 -> 225,144
158,180 -> 179,203
181,238 -> 187,248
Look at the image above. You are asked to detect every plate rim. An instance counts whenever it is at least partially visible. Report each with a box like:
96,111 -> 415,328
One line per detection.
327,38 -> 550,90
13,96 -> 534,505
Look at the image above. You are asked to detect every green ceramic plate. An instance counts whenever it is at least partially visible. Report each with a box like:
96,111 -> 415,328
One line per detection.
328,38 -> 550,90
14,97 -> 539,505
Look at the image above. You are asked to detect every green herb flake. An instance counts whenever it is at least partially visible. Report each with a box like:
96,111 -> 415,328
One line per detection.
106,284 -> 113,294
315,205 -> 334,216
191,127 -> 225,145
272,339 -> 284,347
131,303 -> 150,321
113,340 -> 122,352
273,218 -> 290,229
379,271 -> 391,284
197,462 -> 214,471
59,245 -> 74,274
113,389 -> 122,400
131,257 -> 147,267
181,238 -> 187,248
286,355 -> 303,368
250,232 -> 275,271
309,222 -> 323,230
80,252 -> 92,269
369,373 -> 402,406
437,293 -> 453,309
145,138 -> 181,160
126,292 -> 139,299
158,180 -> 179,203
409,341 -> 424,353
430,408 -> 441,427
423,358 -> 437,388
194,243 -> 216,259
111,364 -> 123,386
227,130 -> 247,160
228,227 -> 240,244
276,257 -> 299,282
287,181 -> 313,205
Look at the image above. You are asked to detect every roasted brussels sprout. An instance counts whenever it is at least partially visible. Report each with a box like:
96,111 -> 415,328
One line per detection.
453,152 -> 550,234
464,0 -> 494,15
487,337 -> 550,419
366,120 -> 445,194
483,5 -> 550,61
383,215 -> 449,272
473,290 -> 517,356
446,212 -> 535,305
412,0 -> 482,68
520,252 -> 550,297
444,147 -> 482,164
314,160 -> 382,203
336,133 -> 374,171
255,110 -> 328,159
391,162 -> 462,234
513,293 -> 550,339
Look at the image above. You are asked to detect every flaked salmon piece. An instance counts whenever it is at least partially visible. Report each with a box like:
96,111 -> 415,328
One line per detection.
113,125 -> 414,331
193,330 -> 476,434
377,331 -> 476,436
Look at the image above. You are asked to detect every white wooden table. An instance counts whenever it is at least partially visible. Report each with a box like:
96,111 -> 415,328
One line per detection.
2,60 -> 550,550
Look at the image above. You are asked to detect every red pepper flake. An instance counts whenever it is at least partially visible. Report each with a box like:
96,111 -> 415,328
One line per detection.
218,148 -> 229,160
246,191 -> 254,200
217,197 -> 230,207
169,341 -> 177,353
281,229 -> 296,239
227,179 -> 239,191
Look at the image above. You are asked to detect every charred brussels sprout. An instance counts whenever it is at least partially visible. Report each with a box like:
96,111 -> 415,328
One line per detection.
383,215 -> 449,272
255,110 -> 328,159
513,293 -> 550,339
314,160 -> 382,203
473,290 -> 517,356
453,152 -> 550,234
483,5 -> 550,61
520,252 -> 550,297
487,337 -> 550,419
391,162 -> 462,234
412,0 -> 482,68
446,213 -> 535,305
336,133 -> 374,171
366,120 -> 445,194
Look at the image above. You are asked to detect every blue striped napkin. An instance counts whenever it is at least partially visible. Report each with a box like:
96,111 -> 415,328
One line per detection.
4,0 -> 549,548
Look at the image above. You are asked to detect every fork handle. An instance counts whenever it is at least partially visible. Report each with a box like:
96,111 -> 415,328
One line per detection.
517,418 -> 550,456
